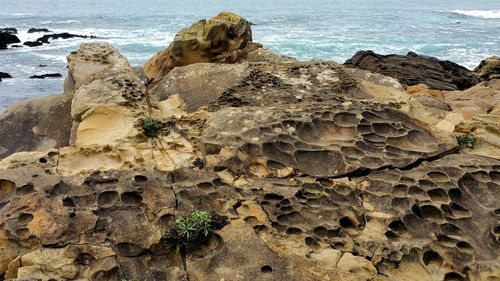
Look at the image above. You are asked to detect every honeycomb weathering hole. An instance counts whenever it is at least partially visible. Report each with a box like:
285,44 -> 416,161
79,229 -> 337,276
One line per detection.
261,265 -> 273,273
294,150 -> 345,177
133,175 -> 148,183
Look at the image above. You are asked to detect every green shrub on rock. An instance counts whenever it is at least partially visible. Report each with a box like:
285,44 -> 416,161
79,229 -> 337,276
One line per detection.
164,210 -> 213,253
141,117 -> 165,138
456,134 -> 476,150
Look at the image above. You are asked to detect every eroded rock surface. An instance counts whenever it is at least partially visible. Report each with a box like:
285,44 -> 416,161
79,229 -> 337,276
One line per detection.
344,50 -> 480,91
65,42 -> 134,95
144,12 -> 262,88
1,13 -> 499,281
475,56 -> 500,81
0,94 -> 72,159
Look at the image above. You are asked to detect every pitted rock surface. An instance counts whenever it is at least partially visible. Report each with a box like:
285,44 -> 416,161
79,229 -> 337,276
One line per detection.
1,152 -> 499,280
1,13 -> 500,281
72,73 -> 147,121
66,42 -> 134,95
475,56 -> 500,81
152,61 -> 372,113
202,101 -> 456,177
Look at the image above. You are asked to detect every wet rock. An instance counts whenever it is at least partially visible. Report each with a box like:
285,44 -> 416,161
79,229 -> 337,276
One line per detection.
0,94 -> 72,159
27,27 -> 51,33
0,72 -> 12,79
23,41 -> 43,47
344,50 -> 480,90
29,73 -> 62,79
0,31 -> 20,49
144,12 -> 261,88
0,27 -> 17,34
475,56 -> 500,81
36,32 -> 90,44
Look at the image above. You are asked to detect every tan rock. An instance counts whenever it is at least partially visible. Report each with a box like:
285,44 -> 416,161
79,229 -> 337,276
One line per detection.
66,42 -> 133,94
246,48 -> 298,64
21,247 -> 79,279
336,252 -> 378,279
144,12 -> 261,88
474,56 -> 500,81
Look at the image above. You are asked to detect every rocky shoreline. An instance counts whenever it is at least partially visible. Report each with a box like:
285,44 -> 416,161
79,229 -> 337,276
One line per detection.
0,12 -> 499,281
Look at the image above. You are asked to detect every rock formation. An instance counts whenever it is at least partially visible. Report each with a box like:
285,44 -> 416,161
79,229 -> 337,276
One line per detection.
29,73 -> 63,79
27,28 -> 51,33
475,56 -> 500,81
0,13 -> 499,281
143,12 -> 262,89
0,72 -> 12,82
344,50 -> 480,91
0,31 -> 20,49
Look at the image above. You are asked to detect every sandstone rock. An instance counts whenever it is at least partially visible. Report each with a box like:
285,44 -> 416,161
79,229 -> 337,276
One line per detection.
344,50 -> 480,90
66,42 -> 134,95
202,101 -> 456,177
0,94 -> 72,159
71,73 -> 147,121
144,12 -> 261,88
1,17 -> 499,281
151,61 -> 372,113
474,56 -> 500,81
246,48 -> 298,64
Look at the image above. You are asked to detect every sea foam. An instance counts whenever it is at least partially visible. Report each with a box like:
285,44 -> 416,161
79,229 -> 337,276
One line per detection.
452,9 -> 500,19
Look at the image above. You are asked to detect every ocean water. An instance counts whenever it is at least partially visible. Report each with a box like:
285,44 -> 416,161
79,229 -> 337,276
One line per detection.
0,0 -> 499,111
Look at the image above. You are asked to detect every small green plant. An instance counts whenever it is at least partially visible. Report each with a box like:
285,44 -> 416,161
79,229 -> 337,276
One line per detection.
164,210 -> 213,254
141,117 -> 164,138
456,134 -> 476,150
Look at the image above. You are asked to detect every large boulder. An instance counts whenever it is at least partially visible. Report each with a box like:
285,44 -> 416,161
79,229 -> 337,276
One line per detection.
0,94 -> 72,159
144,12 -> 261,88
0,28 -> 17,34
65,42 -> 134,95
150,61 -> 375,113
0,31 -> 20,49
0,72 -> 12,81
344,50 -> 480,90
474,56 -> 500,81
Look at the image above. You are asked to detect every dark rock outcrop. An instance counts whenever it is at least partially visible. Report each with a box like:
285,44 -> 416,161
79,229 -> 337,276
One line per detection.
0,27 -> 17,34
23,33 -> 93,48
0,72 -> 12,79
344,50 -> 480,90
27,27 -> 51,33
36,32 -> 90,44
0,94 -> 73,159
0,31 -> 20,49
23,41 -> 43,47
29,73 -> 63,79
